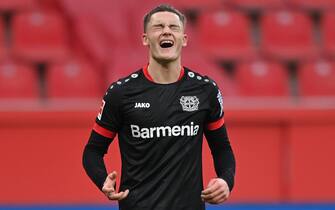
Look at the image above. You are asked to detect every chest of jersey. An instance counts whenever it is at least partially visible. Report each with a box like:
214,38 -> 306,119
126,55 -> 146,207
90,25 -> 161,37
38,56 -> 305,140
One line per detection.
121,83 -> 209,133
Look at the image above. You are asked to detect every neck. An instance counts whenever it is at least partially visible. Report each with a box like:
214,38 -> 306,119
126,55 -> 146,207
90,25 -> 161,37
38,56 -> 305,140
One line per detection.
147,57 -> 182,84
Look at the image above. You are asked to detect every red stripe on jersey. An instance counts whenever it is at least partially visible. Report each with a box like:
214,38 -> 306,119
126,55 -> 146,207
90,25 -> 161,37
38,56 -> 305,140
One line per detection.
178,67 -> 185,81
143,65 -> 185,82
143,64 -> 154,82
207,117 -> 225,131
93,123 -> 116,139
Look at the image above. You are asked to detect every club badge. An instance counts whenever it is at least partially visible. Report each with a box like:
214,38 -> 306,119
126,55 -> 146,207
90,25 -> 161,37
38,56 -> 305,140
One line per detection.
180,96 -> 199,112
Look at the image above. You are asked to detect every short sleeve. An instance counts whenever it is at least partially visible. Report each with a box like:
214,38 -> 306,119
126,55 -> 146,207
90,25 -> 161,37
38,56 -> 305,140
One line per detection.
94,85 -> 123,136
206,82 -> 225,131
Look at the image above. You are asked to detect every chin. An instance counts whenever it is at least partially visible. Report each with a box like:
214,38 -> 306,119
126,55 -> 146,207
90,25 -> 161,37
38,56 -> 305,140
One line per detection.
152,52 -> 177,62
156,56 -> 179,64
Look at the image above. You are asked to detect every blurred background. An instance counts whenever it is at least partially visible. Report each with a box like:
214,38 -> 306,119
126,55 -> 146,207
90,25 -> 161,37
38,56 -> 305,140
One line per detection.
0,0 -> 334,209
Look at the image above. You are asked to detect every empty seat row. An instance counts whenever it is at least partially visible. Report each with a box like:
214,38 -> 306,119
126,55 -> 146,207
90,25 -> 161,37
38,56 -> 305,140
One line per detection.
72,8 -> 335,64
58,0 -> 335,64
1,58 -> 334,99
197,10 -> 335,61
234,59 -> 335,97
61,0 -> 335,64
226,0 -> 335,10
58,0 -> 335,14
0,59 -> 103,99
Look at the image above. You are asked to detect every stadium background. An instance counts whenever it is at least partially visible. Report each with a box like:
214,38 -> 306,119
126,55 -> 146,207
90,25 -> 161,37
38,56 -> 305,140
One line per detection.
0,0 -> 335,209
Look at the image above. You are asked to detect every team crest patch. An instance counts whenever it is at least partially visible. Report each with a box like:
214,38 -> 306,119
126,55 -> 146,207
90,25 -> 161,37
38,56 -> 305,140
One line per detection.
180,96 -> 199,112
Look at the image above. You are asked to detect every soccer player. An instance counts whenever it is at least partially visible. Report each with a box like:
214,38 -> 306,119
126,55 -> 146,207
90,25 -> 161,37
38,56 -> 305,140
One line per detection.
83,4 -> 236,210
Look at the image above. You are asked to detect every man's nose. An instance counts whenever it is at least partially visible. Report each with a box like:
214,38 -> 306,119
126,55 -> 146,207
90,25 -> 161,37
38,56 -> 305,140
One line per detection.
162,25 -> 172,34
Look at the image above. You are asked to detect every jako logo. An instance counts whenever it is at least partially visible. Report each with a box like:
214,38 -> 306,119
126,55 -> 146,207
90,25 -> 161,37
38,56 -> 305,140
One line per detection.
131,122 -> 200,139
135,102 -> 150,108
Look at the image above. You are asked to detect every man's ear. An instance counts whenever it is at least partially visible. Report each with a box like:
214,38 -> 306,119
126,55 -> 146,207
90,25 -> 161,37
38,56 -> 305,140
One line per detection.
182,33 -> 188,47
142,33 -> 149,46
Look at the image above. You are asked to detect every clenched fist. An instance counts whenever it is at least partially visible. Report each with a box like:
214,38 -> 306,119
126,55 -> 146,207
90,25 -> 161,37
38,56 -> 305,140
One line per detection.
201,178 -> 230,204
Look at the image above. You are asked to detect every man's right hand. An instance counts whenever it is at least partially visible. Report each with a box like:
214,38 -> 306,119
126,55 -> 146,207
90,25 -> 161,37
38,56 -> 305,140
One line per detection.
102,171 -> 129,201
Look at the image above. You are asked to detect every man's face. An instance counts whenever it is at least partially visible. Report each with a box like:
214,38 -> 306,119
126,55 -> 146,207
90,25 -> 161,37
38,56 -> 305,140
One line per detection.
143,11 -> 187,63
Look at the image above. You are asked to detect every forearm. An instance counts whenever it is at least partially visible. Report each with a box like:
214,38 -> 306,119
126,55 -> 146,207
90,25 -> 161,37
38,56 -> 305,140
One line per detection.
205,125 -> 236,191
82,130 -> 113,190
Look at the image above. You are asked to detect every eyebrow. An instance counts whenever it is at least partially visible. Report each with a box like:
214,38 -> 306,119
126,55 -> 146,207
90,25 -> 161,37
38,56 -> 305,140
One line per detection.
152,23 -> 164,27
152,23 -> 181,27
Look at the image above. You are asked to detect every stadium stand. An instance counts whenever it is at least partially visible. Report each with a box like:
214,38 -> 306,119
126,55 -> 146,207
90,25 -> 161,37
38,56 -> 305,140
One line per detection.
298,59 -> 335,96
321,12 -> 335,58
198,10 -> 255,61
60,0 -> 134,64
59,0 -> 116,17
235,60 -> 290,96
96,11 -> 133,48
0,18 -> 5,60
289,0 -> 335,11
0,60 -> 39,98
46,59 -> 103,98
166,0 -> 224,10
72,16 -> 110,66
0,0 -> 333,100
0,0 -> 36,12
260,10 -> 318,61
11,10 -> 70,63
227,0 -> 285,10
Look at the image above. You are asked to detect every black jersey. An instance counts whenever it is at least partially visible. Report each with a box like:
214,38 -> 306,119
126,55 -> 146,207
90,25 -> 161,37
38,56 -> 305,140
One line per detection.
94,65 -> 225,210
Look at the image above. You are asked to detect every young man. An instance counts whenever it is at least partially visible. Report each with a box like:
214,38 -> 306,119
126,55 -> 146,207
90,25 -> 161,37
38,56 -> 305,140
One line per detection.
83,4 -> 235,210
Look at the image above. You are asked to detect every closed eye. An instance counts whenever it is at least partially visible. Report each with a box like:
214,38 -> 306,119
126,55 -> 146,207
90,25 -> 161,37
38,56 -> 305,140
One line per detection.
152,24 -> 164,29
170,25 -> 181,31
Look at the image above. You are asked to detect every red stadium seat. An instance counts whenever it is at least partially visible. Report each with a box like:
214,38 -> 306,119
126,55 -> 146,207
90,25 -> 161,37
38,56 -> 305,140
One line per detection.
321,13 -> 335,58
260,10 -> 317,61
0,0 -> 36,12
227,0 -> 285,10
12,11 -> 70,63
289,0 -> 335,11
0,60 -> 39,98
46,59 -> 103,98
235,60 -> 290,96
198,10 -> 255,61
298,60 -> 335,96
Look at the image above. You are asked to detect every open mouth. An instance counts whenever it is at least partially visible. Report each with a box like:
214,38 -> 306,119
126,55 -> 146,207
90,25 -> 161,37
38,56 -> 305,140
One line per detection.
160,40 -> 174,48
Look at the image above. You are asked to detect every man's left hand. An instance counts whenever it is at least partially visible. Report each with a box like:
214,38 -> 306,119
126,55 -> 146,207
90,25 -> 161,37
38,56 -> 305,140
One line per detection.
201,178 -> 230,204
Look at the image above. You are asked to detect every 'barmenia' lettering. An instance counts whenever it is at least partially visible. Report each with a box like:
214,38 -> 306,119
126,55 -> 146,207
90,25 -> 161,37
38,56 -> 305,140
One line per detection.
130,122 -> 200,139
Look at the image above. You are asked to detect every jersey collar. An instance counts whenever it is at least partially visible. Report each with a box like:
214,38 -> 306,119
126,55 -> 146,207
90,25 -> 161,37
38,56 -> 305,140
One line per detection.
143,64 -> 185,83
